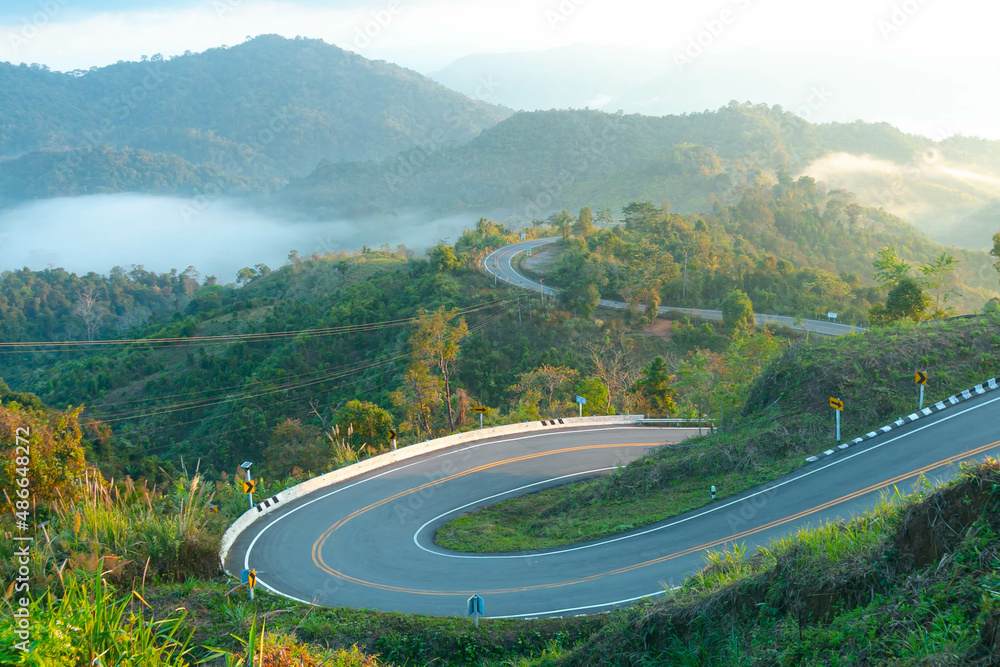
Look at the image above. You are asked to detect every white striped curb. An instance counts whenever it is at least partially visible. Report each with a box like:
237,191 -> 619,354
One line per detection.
219,414 -> 644,568
805,375 -> 1000,463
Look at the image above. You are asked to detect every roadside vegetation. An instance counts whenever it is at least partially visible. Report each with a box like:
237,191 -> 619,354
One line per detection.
545,459 -> 1000,665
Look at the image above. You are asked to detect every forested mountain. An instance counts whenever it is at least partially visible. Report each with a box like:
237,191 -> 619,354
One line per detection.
287,104 -> 1000,250
540,178 -> 998,324
0,146 -> 258,199
0,35 -> 507,188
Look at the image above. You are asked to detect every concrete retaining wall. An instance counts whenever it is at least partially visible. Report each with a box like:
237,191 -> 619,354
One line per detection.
219,414 -> 643,568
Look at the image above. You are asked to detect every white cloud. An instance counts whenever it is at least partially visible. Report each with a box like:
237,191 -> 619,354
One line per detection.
5,0 -> 999,72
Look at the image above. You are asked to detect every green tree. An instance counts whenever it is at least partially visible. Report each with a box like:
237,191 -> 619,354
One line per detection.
872,246 -> 912,289
0,402 -> 86,504
429,243 -> 461,273
635,356 -> 677,417
721,290 -> 755,336
919,252 -> 960,318
990,232 -> 1000,280
573,206 -> 594,237
390,362 -> 442,436
553,239 -> 607,317
547,210 -> 574,239
335,400 -> 394,451
882,277 -> 930,322
261,418 -> 326,478
236,267 -> 255,287
407,307 -> 469,432
574,376 -> 610,416
512,365 -> 580,416
673,349 -> 715,420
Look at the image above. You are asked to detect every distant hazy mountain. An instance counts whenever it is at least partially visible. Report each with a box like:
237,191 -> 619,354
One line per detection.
430,45 -> 664,111
0,35 -> 508,184
430,47 -> 996,141
287,103 -> 1000,250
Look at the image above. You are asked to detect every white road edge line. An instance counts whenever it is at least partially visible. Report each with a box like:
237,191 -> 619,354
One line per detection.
405,391 -> 1000,564
246,391 -> 1000,616
491,588 -> 676,619
242,427 -> 669,570
411,467 -> 619,558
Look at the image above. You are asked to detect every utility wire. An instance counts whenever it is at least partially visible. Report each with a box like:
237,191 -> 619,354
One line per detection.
0,297 -> 515,353
87,310 -> 506,425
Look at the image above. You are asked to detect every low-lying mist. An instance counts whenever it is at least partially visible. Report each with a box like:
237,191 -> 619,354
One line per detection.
798,153 -> 1000,250
0,194 -> 487,281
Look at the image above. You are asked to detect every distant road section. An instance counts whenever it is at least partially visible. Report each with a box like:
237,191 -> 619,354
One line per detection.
484,237 -> 865,336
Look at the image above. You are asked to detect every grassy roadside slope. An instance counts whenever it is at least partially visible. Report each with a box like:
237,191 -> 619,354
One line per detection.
549,460 -> 1000,665
437,314 -> 1000,553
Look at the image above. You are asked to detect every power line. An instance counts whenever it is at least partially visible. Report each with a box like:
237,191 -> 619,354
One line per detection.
87,310 -> 506,425
102,311 -> 508,456
0,298 -> 515,353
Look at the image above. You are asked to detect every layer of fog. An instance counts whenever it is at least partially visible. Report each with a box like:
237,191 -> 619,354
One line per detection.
799,153 -> 1000,250
0,194 -> 490,280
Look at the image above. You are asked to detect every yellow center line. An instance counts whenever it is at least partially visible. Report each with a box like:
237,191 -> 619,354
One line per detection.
308,438 -> 1000,596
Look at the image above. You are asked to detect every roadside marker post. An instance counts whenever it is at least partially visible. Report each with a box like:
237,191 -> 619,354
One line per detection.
241,568 -> 257,601
710,485 -> 716,501
467,594 -> 485,628
915,371 -> 928,410
473,406 -> 488,429
829,397 -> 844,442
242,478 -> 257,510
240,461 -> 254,509
575,395 -> 587,418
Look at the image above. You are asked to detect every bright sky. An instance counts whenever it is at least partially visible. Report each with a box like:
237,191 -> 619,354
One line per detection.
0,0 -> 996,136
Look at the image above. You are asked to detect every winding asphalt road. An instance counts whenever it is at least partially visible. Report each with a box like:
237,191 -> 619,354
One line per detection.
483,237 -> 865,336
227,390 -> 1000,618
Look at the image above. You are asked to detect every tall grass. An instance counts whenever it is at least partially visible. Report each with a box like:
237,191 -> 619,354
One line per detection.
692,490 -> 908,595
0,566 -> 195,666
47,469 -> 220,583
203,613 -> 385,666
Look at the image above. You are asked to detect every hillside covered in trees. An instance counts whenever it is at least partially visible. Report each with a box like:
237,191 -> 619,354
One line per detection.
287,104 -> 1000,251
0,34 -> 506,199
530,180 -> 997,323
4,40 -> 1000,252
